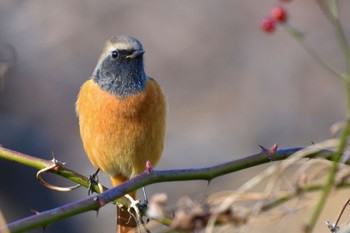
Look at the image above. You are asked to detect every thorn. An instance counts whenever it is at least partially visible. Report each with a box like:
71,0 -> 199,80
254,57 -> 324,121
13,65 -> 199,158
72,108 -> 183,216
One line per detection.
259,144 -> 268,151
311,141 -> 315,145
146,160 -> 153,173
30,209 -> 40,215
41,226 -> 46,233
99,199 -> 106,207
259,144 -> 278,161
31,209 -> 47,232
269,143 -> 278,154
93,197 -> 105,217
94,196 -> 106,207
207,180 -> 211,186
50,152 -> 66,170
51,152 -> 56,161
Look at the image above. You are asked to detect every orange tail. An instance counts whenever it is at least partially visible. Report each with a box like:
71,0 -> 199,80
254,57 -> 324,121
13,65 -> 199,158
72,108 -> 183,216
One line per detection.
111,174 -> 137,233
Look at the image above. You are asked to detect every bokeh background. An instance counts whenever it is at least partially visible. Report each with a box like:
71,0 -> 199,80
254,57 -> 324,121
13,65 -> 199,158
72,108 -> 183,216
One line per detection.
0,0 -> 349,232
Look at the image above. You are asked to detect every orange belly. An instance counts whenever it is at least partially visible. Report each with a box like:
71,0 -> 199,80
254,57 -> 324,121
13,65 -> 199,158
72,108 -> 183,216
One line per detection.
76,78 -> 166,179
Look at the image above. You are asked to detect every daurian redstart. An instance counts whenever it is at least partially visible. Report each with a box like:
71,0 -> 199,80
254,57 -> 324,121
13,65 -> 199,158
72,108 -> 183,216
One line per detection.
76,35 -> 166,232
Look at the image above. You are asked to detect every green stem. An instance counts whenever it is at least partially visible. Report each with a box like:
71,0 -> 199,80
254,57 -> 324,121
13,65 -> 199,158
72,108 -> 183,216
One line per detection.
344,77 -> 350,117
283,23 -> 343,79
330,0 -> 349,60
304,121 -> 350,233
305,9 -> 350,229
305,75 -> 350,233
0,147 -> 107,194
261,182 -> 350,212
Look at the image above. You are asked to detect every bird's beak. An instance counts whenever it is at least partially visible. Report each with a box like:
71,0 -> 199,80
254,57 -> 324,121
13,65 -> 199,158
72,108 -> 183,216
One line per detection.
126,49 -> 145,59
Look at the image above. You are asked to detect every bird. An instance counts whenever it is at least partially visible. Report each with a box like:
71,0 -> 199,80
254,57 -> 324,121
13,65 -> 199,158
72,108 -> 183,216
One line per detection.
76,35 -> 166,232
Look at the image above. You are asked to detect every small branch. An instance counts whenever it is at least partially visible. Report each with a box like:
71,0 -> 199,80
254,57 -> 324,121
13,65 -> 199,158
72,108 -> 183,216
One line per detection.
282,23 -> 343,80
0,147 -> 106,194
0,146 -> 334,233
260,184 -> 325,212
329,0 -> 350,64
332,197 -> 350,231
261,182 -> 350,213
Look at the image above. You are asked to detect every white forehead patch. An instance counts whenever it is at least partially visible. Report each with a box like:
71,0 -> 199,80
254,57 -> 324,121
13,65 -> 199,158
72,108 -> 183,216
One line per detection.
108,36 -> 143,51
112,42 -> 133,50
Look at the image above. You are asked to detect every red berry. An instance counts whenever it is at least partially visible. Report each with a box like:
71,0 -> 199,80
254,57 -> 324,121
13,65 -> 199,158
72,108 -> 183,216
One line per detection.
271,6 -> 288,22
260,18 -> 276,33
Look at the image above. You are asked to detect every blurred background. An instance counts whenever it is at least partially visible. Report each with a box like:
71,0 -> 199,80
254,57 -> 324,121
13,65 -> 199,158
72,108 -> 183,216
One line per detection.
0,0 -> 348,232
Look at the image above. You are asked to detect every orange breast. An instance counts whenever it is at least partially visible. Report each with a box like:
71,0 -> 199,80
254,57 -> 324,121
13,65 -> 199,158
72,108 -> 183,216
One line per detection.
76,78 -> 166,178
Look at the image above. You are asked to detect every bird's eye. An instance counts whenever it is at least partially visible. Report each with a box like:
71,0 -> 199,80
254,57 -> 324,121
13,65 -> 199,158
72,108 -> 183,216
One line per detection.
111,50 -> 119,59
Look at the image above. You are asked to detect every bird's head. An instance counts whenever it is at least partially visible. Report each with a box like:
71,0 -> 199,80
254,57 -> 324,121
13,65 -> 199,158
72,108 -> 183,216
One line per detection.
93,35 -> 147,97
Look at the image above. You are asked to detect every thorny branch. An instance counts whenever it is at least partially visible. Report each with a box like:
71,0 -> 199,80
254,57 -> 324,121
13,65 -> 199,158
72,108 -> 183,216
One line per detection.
0,143 -> 341,233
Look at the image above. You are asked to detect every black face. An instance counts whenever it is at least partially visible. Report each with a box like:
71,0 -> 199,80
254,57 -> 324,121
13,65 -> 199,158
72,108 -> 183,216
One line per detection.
93,48 -> 147,97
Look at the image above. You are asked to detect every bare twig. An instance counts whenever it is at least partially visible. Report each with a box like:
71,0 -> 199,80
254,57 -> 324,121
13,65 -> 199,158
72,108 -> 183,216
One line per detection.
329,197 -> 350,232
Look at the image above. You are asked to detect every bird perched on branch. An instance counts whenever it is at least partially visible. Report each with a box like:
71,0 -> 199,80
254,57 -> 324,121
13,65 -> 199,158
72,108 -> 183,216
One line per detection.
76,35 -> 166,232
